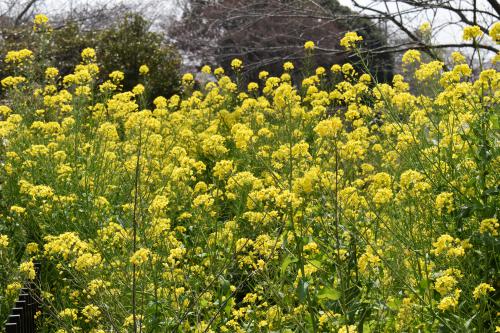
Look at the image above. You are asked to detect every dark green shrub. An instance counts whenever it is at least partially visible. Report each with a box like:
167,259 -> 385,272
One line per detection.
96,13 -> 181,99
0,13 -> 181,100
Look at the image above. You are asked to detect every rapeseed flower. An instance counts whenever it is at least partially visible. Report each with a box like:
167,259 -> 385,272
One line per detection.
473,283 -> 495,299
340,31 -> 363,50
304,40 -> 315,50
463,25 -> 483,41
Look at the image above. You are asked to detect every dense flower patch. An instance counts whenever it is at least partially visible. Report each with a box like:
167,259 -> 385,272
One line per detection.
0,16 -> 499,332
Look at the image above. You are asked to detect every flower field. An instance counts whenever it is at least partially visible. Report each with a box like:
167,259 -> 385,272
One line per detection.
0,16 -> 499,332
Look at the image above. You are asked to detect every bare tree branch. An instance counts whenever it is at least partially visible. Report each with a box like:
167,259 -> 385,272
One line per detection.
14,0 -> 38,26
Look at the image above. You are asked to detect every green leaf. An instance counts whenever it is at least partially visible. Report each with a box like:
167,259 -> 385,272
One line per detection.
491,113 -> 499,130
317,287 -> 340,301
363,322 -> 373,333
219,276 -> 230,296
464,312 -> 478,328
308,259 -> 323,269
419,278 -> 429,294
281,255 -> 298,275
297,279 -> 309,302
387,297 -> 400,311
224,298 -> 234,316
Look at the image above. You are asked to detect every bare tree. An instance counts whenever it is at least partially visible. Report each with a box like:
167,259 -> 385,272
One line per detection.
169,0 -> 394,81
0,0 -> 40,28
347,0 -> 499,61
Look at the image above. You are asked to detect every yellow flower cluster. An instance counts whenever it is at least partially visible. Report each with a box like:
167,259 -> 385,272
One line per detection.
490,22 -> 500,42
340,31 -> 363,50
59,308 -> 78,321
1,76 -> 26,88
314,117 -> 342,138
231,58 -> 243,70
419,22 -> 431,34
438,289 -> 461,311
82,304 -> 101,322
479,218 -> 499,236
0,235 -> 9,248
5,49 -> 33,65
472,283 -> 495,299
139,64 -> 149,75
80,48 -> 96,62
463,25 -> 483,41
304,40 -> 315,50
402,49 -> 421,64
431,234 -> 469,257
0,35 -> 498,332
19,260 -> 36,280
435,192 -> 454,214
34,14 -> 49,26
130,248 -> 151,266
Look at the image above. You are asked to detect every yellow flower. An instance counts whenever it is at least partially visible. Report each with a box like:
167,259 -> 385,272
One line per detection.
10,205 -> 26,214
415,61 -> 444,81
139,64 -> 149,75
26,243 -> 39,254
45,67 -> 59,80
402,50 -> 421,65
247,82 -> 258,91
304,40 -> 315,50
342,63 -> 355,75
214,67 -> 225,76
463,25 -> 483,41
258,71 -> 269,79
201,134 -> 228,157
6,282 -> 22,297
182,73 -> 194,84
231,58 -> 243,70
340,31 -> 363,50
358,247 -> 381,275
479,218 -> 499,236
434,275 -> 457,295
33,14 -> 49,26
148,195 -> 169,215
59,308 -> 78,321
231,123 -> 254,150
109,70 -> 125,82
314,117 -> 342,138
438,289 -> 461,311
435,192 -> 454,214
451,51 -> 466,63
373,188 -> 393,205
19,260 -> 36,280
130,248 -> 151,266
74,253 -> 102,271
331,64 -> 341,73
81,48 -> 96,62
5,49 -> 33,65
419,22 -> 431,34
132,84 -> 145,95
201,65 -> 211,74
339,325 -> 358,333
431,234 -> 467,257
473,283 -> 495,299
82,304 -> 101,322
0,234 -> 9,248
33,14 -> 50,31
0,105 -> 12,117
490,22 -> 500,42
283,62 -> 294,71
153,96 -> 167,109
316,66 -> 326,75
213,160 -> 234,180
